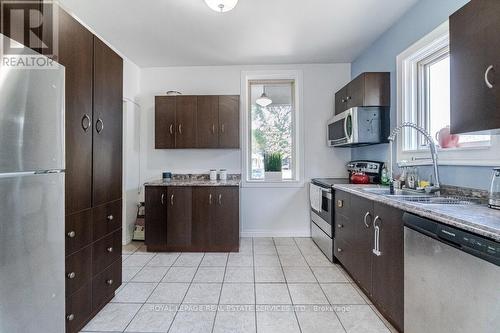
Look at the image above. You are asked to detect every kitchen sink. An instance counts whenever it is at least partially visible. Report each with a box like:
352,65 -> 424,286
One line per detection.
362,188 -> 426,196
390,195 -> 479,205
361,188 -> 479,205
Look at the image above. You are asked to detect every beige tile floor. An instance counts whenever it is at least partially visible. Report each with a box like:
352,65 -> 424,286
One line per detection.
81,238 -> 398,333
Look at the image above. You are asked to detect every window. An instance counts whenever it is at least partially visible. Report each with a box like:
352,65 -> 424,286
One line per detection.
241,71 -> 303,186
396,22 -> 499,166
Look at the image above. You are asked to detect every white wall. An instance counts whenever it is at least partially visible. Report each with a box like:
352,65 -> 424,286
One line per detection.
138,64 -> 351,237
122,59 -> 141,243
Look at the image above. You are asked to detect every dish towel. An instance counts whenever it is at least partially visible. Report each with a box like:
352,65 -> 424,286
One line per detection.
309,183 -> 321,212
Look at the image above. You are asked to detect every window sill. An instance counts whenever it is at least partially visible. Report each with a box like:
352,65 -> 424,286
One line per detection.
242,180 -> 304,188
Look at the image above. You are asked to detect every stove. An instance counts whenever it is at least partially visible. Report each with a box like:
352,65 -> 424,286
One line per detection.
311,178 -> 350,188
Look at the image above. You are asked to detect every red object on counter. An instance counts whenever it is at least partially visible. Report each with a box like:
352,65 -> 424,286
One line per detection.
351,171 -> 370,184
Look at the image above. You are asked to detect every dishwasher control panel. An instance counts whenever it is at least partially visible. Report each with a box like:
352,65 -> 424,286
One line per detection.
404,213 -> 500,266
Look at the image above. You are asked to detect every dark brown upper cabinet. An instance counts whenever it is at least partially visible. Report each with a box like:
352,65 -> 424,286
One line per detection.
334,72 -> 390,115
176,96 -> 197,148
450,0 -> 500,134
218,96 -> 240,148
58,8 -> 93,215
155,96 -> 176,149
197,96 -> 219,148
92,37 -> 123,206
155,95 -> 240,149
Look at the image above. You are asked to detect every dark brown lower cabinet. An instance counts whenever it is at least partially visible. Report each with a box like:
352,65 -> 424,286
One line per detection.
145,185 -> 239,252
334,190 -> 404,332
167,187 -> 193,248
65,283 -> 92,333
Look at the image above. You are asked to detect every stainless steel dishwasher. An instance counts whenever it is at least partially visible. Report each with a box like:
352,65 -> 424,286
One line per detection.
403,213 -> 500,333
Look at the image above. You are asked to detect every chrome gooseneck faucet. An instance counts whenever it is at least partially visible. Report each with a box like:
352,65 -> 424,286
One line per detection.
387,122 -> 441,194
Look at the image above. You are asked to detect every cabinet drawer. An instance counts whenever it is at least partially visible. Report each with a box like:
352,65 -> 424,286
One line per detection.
65,209 -> 92,255
66,282 -> 92,333
334,190 -> 350,215
92,229 -> 122,275
334,239 -> 352,270
335,213 -> 354,244
93,199 -> 122,241
92,259 -> 122,310
66,246 -> 92,296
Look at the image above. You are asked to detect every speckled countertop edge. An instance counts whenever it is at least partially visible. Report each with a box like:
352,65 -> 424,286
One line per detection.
145,179 -> 241,187
333,184 -> 500,242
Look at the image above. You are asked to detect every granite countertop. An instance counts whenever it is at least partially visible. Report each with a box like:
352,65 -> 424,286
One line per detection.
145,174 -> 241,187
333,184 -> 500,242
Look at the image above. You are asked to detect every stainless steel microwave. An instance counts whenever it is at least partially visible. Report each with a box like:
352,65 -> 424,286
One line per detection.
327,107 -> 382,147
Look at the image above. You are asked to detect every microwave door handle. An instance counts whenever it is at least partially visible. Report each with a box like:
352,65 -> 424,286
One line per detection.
343,115 -> 348,140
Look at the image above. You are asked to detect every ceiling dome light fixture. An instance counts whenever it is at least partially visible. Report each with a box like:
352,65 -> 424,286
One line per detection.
204,0 -> 238,13
256,87 -> 272,107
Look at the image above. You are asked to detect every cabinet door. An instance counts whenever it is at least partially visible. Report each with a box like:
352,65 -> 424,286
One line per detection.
58,8 -> 93,215
197,96 -> 219,148
450,1 -> 500,133
363,72 -> 390,107
218,96 -> 240,148
92,37 -> 123,205
346,74 -> 365,109
145,186 -> 167,248
349,195 -> 373,295
213,187 -> 239,250
155,96 -> 176,149
192,187 -> 215,249
166,187 -> 193,247
334,86 -> 348,115
372,203 -> 404,332
175,96 -> 197,148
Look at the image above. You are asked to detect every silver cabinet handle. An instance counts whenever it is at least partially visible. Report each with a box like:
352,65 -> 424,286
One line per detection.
337,248 -> 343,253
218,194 -> 222,205
66,314 -> 74,321
372,216 -> 382,256
178,124 -> 182,134
337,200 -> 344,208
106,279 -> 114,285
81,114 -> 91,132
209,193 -> 213,205
169,124 -> 174,135
485,65 -> 494,89
337,224 -> 343,228
161,193 -> 165,205
67,231 -> 76,238
212,124 -> 215,134
170,194 -> 174,206
67,272 -> 76,279
107,247 -> 113,253
221,123 -> 225,133
363,212 -> 372,228
107,214 -> 114,221
96,118 -> 104,133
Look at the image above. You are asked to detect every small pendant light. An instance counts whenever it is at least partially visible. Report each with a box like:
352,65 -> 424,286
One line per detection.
256,86 -> 272,107
204,0 -> 239,13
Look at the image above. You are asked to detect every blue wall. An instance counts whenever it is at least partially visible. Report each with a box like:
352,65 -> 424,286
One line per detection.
351,0 -> 495,190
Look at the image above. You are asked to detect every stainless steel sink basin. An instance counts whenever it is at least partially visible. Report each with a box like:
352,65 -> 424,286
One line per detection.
390,195 -> 479,205
361,188 -> 479,205
362,188 -> 426,196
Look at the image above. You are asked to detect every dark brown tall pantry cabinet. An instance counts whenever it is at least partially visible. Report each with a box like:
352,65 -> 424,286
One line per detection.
58,8 -> 123,333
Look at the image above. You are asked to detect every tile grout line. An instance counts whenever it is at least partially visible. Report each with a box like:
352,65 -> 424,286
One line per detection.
252,238 -> 258,333
292,237 -> 348,333
211,252 -> 231,333
274,238 -> 303,333
120,250 -> 167,333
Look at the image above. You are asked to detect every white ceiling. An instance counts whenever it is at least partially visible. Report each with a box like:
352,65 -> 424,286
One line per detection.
59,0 -> 419,67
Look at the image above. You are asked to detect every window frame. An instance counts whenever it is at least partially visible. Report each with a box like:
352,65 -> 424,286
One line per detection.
396,22 -> 500,167
241,70 -> 304,188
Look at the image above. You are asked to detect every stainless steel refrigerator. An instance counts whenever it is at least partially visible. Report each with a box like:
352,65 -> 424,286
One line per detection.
0,36 -> 65,332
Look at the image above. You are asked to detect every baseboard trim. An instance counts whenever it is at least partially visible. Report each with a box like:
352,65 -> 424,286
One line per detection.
240,230 -> 311,238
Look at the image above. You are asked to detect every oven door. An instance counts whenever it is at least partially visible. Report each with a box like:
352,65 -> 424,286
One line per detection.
310,186 -> 332,230
327,109 -> 353,146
